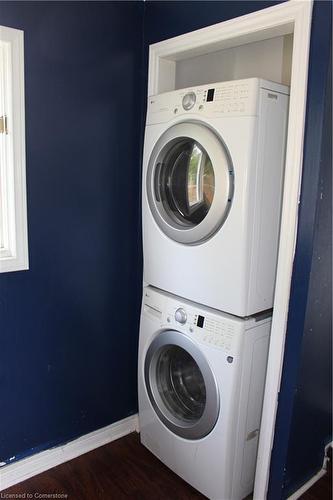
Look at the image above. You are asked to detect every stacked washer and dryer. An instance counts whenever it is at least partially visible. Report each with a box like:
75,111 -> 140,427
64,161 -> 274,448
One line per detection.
138,78 -> 289,500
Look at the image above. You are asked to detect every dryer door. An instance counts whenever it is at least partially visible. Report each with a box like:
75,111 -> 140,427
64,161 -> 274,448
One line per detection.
144,330 -> 220,439
146,122 -> 234,244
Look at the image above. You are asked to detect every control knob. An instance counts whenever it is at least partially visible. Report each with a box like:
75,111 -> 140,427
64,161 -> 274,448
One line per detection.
175,308 -> 187,324
182,92 -> 196,111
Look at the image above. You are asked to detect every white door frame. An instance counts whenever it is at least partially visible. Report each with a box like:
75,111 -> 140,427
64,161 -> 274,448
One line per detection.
146,1 -> 313,497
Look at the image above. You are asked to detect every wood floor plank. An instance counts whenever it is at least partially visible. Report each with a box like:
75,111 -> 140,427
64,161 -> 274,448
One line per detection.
299,448 -> 332,500
3,433 -> 206,499
3,434 -> 331,499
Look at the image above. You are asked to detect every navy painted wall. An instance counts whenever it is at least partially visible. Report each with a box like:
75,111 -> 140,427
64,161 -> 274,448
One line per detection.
268,2 -> 332,496
283,53 -> 332,497
0,1 -> 144,462
144,1 -> 283,44
144,0 -> 332,497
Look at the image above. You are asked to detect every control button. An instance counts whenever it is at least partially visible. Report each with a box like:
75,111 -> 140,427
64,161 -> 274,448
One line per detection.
174,108 -> 178,114
175,308 -> 187,324
182,92 -> 196,111
189,326 -> 194,333
167,317 -> 171,323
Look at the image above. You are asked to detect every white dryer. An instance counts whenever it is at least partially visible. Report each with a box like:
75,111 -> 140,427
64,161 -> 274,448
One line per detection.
142,78 -> 289,316
138,286 -> 271,500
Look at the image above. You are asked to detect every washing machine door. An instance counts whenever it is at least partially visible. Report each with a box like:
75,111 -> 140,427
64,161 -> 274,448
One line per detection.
144,330 -> 220,440
146,122 -> 234,244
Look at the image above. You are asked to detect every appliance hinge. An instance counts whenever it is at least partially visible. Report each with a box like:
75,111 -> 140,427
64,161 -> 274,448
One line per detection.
0,115 -> 8,134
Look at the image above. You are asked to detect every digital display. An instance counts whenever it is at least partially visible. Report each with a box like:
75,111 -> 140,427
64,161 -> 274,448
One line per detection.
197,315 -> 205,328
206,88 -> 215,102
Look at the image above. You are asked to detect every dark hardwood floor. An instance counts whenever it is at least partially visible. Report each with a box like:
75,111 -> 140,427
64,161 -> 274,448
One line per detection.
3,433 -> 331,500
3,433 -> 205,499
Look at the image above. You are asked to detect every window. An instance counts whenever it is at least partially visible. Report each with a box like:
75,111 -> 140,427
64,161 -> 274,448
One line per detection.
0,25 -> 28,273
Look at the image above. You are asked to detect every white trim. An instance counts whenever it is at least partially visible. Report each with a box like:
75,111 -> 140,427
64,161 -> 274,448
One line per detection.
287,469 -> 327,500
146,1 -> 313,498
255,2 -> 313,497
0,414 -> 139,491
287,442 -> 332,500
0,24 -> 29,273
148,1 -> 308,96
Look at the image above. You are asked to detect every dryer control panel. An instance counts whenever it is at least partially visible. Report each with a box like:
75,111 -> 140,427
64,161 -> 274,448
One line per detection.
146,77 -> 289,125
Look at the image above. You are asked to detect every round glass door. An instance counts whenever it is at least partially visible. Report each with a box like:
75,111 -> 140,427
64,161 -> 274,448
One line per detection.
145,330 -> 220,439
156,139 -> 215,226
156,345 -> 206,422
147,122 -> 234,244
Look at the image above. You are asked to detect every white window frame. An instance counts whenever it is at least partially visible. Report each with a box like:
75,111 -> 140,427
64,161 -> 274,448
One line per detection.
0,25 -> 28,273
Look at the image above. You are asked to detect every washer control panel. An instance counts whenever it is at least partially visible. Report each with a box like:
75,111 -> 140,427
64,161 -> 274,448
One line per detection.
165,304 -> 236,353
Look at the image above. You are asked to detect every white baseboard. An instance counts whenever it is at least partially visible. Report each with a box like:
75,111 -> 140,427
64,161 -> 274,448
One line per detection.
0,414 -> 139,491
287,468 -> 326,500
287,441 -> 332,500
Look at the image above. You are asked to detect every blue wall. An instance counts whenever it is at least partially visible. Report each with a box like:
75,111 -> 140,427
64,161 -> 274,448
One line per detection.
0,1 -> 144,463
144,1 -> 283,44
268,2 -> 332,496
283,55 -> 331,496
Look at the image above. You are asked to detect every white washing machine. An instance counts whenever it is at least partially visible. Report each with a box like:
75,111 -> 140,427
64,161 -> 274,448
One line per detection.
142,78 -> 289,316
138,286 -> 271,500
